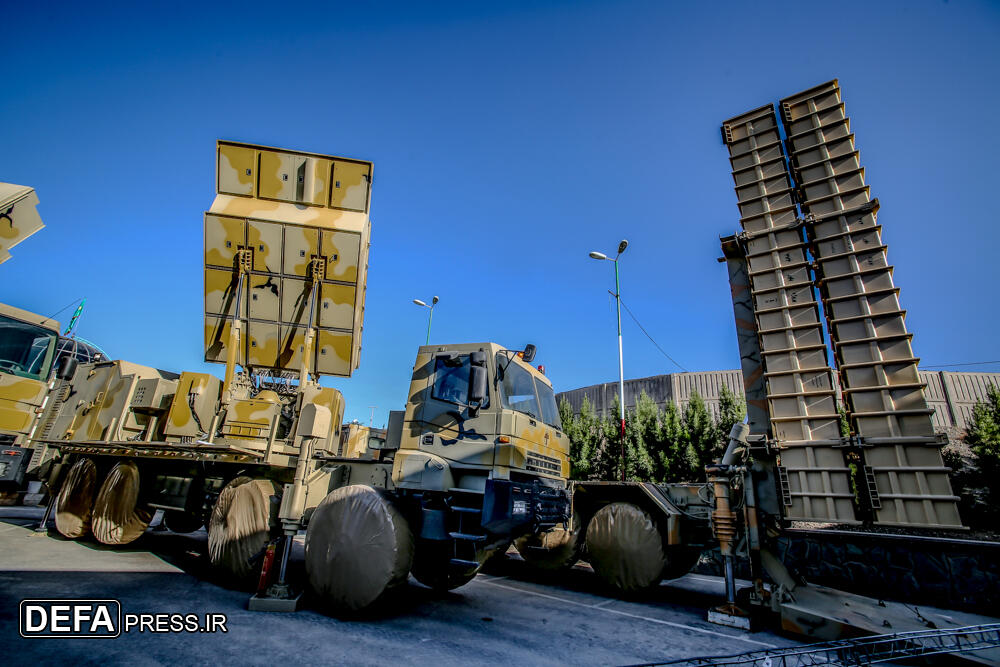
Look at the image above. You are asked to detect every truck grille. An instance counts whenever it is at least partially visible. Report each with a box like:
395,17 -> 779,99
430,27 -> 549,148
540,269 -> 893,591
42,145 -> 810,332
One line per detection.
525,452 -> 561,475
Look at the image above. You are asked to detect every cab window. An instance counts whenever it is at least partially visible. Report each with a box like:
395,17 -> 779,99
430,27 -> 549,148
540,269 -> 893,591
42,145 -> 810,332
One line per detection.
535,378 -> 562,430
0,315 -> 57,381
432,355 -> 472,406
497,355 -> 541,419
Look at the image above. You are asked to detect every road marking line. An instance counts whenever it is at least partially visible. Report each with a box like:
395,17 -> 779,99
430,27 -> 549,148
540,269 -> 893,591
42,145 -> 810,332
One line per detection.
473,578 -> 776,648
591,599 -> 616,608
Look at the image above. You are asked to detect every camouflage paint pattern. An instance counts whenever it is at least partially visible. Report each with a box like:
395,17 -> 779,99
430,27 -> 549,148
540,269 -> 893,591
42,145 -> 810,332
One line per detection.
0,374 -> 49,441
297,384 -> 344,452
204,141 -> 372,377
0,183 -> 45,265
340,423 -> 375,459
36,361 -> 173,443
164,372 -> 222,439
221,395 -> 281,445
0,304 -> 59,444
394,343 -> 571,490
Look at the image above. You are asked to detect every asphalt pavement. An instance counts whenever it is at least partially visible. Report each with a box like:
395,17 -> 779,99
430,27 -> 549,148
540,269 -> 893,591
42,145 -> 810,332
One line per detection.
0,507 -> 802,666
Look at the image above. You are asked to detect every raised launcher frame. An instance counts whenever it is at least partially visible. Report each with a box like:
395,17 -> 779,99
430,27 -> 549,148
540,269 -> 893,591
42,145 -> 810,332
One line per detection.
719,81 -> 962,530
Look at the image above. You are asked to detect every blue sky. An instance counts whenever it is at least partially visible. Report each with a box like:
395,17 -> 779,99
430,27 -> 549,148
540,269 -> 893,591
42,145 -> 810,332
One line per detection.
3,1 -> 998,427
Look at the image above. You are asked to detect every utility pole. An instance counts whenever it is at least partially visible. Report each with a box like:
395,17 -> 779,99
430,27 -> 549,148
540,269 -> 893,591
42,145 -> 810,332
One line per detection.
589,240 -> 629,482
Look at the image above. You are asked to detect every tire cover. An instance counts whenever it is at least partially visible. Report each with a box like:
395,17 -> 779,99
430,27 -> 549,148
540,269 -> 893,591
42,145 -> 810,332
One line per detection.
585,502 -> 665,593
54,458 -> 98,539
91,461 -> 154,545
208,477 -> 278,579
305,485 -> 413,611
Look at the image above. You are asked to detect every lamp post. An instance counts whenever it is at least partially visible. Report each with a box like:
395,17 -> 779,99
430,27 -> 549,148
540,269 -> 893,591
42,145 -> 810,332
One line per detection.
589,240 -> 629,482
412,296 -> 439,345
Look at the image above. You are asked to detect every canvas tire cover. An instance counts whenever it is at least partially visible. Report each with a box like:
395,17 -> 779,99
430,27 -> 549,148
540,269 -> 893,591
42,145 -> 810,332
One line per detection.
208,477 -> 278,579
305,485 -> 413,611
514,517 -> 580,570
585,502 -> 665,592
91,461 -> 155,545
54,457 -> 98,539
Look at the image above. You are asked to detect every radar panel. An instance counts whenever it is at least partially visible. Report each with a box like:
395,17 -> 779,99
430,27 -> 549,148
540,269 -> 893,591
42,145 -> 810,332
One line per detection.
203,141 -> 372,378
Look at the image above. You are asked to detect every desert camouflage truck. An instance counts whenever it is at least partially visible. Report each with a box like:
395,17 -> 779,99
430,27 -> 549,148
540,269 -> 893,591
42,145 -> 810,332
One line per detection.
29,140 -> 368,597
0,303 -> 62,502
338,342 -> 715,600
26,141 -> 571,611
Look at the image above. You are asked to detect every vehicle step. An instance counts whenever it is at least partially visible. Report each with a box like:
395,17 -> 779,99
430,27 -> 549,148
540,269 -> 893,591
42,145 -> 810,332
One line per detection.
449,532 -> 486,542
449,558 -> 481,569
449,506 -> 481,514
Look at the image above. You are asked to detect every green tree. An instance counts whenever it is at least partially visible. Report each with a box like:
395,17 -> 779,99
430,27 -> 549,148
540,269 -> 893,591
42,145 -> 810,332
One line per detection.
569,395 -> 601,480
683,391 -> 717,478
558,396 -> 581,475
623,392 -> 657,481
590,394 -> 625,481
951,383 -> 1000,528
715,386 -> 746,456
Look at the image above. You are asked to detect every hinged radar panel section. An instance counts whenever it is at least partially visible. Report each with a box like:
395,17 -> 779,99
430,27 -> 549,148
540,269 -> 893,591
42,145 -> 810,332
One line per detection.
0,183 -> 45,265
204,141 -> 372,380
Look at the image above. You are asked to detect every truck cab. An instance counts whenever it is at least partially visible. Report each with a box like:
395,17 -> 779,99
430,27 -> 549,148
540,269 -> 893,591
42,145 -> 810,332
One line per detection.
0,303 -> 59,447
391,342 -> 570,494
373,343 -> 571,589
0,304 -> 59,495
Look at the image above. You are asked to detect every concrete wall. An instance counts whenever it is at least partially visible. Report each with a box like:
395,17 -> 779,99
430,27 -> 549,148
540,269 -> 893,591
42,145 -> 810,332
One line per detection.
557,370 -> 1000,439
556,370 -> 744,421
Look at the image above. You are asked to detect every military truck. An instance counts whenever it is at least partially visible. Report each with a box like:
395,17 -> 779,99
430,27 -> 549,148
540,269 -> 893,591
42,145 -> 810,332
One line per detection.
0,303 -> 62,502
26,141 -> 579,609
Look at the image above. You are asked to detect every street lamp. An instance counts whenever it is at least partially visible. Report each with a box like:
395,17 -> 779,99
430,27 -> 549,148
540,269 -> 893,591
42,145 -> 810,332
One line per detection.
412,295 -> 439,345
589,239 -> 629,482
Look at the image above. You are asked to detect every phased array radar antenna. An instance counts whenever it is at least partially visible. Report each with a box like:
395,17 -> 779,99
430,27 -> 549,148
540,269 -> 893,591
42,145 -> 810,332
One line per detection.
203,140 -> 372,402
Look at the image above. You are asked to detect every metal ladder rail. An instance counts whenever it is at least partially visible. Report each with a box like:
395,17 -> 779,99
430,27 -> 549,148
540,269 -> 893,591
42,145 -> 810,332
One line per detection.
647,623 -> 1000,667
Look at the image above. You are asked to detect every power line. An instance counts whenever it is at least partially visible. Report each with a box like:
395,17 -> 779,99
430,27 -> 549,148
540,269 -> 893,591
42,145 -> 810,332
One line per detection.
617,296 -> 688,372
922,360 -> 1000,369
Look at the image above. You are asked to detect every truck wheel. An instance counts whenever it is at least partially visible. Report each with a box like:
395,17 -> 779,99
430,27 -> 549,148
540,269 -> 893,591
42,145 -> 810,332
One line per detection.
305,485 -> 413,611
163,511 -> 203,534
208,477 -> 279,581
411,537 -> 507,591
585,502 -> 665,594
54,457 -> 98,539
514,518 -> 580,570
91,461 -> 155,545
661,548 -> 702,580
411,539 -> 473,591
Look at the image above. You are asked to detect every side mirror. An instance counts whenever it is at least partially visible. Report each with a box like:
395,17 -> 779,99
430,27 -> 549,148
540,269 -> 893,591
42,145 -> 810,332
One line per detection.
469,351 -> 487,416
56,355 -> 78,381
522,344 -> 536,364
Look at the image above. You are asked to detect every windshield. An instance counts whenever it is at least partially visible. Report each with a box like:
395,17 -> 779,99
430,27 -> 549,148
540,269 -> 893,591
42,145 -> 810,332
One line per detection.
535,377 -> 561,430
0,315 -> 58,380
497,352 -> 562,429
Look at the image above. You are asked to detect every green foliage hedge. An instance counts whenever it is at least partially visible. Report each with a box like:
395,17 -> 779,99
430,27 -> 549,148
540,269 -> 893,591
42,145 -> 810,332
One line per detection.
558,387 -> 745,483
